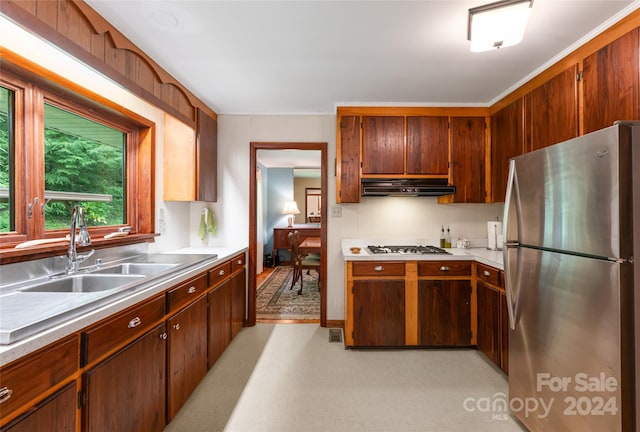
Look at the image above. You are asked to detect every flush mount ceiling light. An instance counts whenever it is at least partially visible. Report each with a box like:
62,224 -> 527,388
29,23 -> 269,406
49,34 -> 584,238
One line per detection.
468,0 -> 533,52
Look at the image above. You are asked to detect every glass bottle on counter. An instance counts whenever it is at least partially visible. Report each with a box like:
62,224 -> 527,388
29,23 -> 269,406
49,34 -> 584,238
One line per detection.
440,225 -> 446,248
444,226 -> 452,248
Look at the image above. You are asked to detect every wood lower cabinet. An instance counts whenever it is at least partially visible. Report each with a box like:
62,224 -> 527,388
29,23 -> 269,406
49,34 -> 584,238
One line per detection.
208,279 -> 232,368
230,267 -> 246,340
477,281 -> 501,365
83,324 -> 167,432
352,279 -> 406,346
476,263 -> 508,374
2,383 -> 76,432
418,279 -> 472,346
167,296 -> 208,421
0,334 -> 78,427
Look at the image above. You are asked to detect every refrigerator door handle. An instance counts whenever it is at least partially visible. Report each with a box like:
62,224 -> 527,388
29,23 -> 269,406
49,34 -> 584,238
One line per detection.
503,159 -> 520,330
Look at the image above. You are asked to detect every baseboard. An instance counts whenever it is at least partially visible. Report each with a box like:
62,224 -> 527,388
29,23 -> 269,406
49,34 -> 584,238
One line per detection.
325,319 -> 344,328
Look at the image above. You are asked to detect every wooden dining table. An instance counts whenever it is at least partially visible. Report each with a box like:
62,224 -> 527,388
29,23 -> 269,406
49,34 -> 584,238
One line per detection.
298,237 -> 321,255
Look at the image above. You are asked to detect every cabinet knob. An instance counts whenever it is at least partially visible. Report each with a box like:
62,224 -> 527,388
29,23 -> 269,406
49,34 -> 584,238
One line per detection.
127,317 -> 141,329
483,270 -> 491,277
439,266 -> 450,272
173,323 -> 181,331
374,265 -> 384,272
188,286 -> 196,294
219,269 -> 225,276
160,332 -> 168,340
237,260 -> 243,265
0,387 -> 13,404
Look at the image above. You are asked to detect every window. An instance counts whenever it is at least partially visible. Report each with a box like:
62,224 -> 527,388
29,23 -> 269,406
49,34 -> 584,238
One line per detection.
0,64 -> 154,252
0,86 -> 13,233
43,103 -> 126,230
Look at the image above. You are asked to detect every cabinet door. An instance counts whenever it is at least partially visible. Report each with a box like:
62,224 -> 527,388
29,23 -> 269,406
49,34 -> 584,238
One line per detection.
196,109 -> 217,202
449,117 -> 486,203
352,280 -> 405,346
476,282 -> 500,366
362,116 -> 404,175
208,279 -> 231,369
499,290 -> 509,375
526,65 -> 579,152
406,116 -> 448,175
490,98 -> 524,203
163,113 -> 196,201
84,324 -> 166,432
231,268 -> 246,340
418,280 -> 471,346
167,296 -> 208,421
338,115 -> 361,203
583,28 -> 639,134
3,383 -> 76,432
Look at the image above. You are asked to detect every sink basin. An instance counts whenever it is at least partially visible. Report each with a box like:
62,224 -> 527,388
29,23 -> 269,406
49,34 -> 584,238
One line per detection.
93,263 -> 178,276
19,274 -> 145,293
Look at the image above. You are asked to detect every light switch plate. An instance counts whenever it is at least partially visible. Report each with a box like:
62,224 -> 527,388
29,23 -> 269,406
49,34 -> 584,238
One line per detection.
331,206 -> 342,218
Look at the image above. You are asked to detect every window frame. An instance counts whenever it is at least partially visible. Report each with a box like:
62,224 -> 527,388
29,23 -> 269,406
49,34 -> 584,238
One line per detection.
0,62 -> 155,253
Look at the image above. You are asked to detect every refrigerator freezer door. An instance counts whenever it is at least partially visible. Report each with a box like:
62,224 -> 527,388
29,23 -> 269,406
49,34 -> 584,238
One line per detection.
509,247 -> 622,432
509,124 -> 630,259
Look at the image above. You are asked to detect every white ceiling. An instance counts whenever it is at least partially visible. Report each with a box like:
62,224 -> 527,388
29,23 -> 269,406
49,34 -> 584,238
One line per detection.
257,149 -> 321,169
85,0 -> 639,115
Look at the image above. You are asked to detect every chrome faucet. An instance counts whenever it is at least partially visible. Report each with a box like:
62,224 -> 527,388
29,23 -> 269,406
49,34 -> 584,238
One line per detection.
66,205 -> 94,274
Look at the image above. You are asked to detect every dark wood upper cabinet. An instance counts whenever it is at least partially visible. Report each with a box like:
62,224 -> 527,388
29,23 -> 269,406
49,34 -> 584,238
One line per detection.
490,98 -> 524,203
338,116 -> 361,203
447,117 -> 486,203
582,28 -> 640,134
406,116 -> 449,175
526,65 -> 579,152
196,109 -> 218,202
361,116 -> 405,175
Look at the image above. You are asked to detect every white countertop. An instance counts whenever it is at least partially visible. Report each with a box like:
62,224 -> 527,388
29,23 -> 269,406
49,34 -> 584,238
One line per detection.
340,239 -> 503,270
0,246 -> 247,366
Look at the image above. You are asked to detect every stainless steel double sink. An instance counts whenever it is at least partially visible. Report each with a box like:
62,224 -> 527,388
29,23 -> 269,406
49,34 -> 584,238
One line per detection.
18,263 -> 177,294
0,253 -> 216,345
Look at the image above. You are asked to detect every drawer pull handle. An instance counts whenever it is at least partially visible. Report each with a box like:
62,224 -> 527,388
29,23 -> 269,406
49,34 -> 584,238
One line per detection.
173,323 -> 181,331
188,286 -> 196,294
237,260 -> 243,265
219,269 -> 225,276
0,387 -> 13,404
128,317 -> 141,328
440,266 -> 450,272
483,270 -> 491,277
374,265 -> 384,272
160,332 -> 168,340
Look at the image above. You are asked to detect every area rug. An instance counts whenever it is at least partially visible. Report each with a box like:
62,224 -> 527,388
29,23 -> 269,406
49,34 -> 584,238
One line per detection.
256,266 -> 320,320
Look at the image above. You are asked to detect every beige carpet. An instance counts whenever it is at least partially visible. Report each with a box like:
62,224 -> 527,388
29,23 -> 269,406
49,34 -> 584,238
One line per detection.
164,324 -> 527,432
256,266 -> 320,320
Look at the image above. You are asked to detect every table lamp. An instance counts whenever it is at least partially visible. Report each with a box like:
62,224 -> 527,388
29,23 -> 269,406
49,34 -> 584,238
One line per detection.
282,201 -> 300,227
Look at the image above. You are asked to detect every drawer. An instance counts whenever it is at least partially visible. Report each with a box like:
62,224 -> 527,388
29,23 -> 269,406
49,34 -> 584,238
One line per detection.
167,273 -> 208,314
352,261 -> 405,277
208,261 -> 232,287
0,334 -> 78,419
82,295 -> 165,366
231,253 -> 246,272
418,261 -> 471,277
477,263 -> 501,287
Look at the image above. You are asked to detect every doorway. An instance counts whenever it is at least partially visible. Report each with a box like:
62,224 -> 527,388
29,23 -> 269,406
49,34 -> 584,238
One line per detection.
248,142 -> 328,327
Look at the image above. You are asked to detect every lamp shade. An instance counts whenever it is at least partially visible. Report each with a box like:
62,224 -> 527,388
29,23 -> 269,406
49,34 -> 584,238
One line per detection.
282,201 -> 300,215
468,0 -> 533,52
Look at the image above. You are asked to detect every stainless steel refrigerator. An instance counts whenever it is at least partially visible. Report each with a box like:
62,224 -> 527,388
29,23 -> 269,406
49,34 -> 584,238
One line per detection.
503,121 -> 639,432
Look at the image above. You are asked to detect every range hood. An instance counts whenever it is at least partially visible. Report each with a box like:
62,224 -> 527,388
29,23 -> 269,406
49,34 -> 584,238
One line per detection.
361,178 -> 456,197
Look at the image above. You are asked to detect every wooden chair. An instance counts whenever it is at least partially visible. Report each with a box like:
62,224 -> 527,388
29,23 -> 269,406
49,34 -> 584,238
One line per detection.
287,231 -> 321,295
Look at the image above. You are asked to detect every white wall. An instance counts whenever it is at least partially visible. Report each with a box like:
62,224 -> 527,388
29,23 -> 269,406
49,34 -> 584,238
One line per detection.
195,115 -> 504,320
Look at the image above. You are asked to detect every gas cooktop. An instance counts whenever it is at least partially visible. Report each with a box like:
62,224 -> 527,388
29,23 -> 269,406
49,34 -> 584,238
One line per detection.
366,245 -> 450,255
